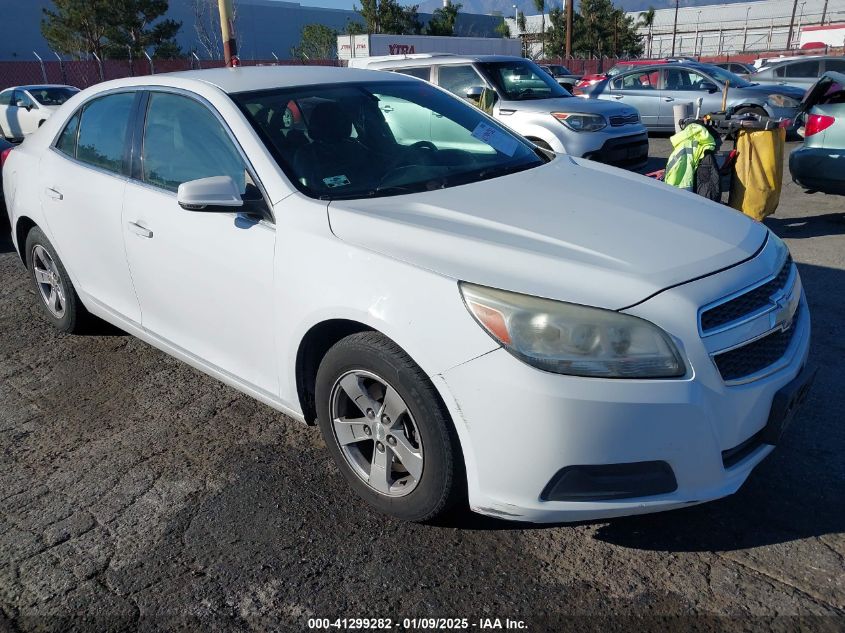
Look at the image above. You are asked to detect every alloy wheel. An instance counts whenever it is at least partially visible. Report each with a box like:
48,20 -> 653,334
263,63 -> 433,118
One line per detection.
31,245 -> 66,319
330,370 -> 424,497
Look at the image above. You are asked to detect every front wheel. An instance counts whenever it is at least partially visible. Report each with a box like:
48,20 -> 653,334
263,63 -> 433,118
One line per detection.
315,332 -> 465,522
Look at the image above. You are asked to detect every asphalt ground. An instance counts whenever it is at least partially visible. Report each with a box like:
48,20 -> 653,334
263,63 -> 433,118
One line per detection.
0,137 -> 843,633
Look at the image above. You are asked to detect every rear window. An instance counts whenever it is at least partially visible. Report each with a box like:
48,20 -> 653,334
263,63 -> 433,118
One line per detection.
76,92 -> 135,174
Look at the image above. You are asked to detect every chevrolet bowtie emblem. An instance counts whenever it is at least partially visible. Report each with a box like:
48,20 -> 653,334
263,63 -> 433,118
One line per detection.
772,291 -> 797,332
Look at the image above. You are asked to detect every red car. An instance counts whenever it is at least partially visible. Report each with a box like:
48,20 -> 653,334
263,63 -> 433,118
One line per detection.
574,58 -> 695,93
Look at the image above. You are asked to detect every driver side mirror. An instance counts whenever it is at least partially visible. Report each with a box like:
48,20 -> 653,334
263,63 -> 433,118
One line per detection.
177,176 -> 244,212
701,81 -> 718,93
465,86 -> 485,101
15,100 -> 33,111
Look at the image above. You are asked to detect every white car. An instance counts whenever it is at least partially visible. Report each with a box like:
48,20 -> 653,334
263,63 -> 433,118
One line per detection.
0,84 -> 79,141
2,67 -> 813,523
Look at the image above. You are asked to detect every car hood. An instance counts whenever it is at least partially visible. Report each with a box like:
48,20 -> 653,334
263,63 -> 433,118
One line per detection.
327,158 -> 766,310
740,83 -> 806,100
499,96 -> 638,117
798,70 -> 845,114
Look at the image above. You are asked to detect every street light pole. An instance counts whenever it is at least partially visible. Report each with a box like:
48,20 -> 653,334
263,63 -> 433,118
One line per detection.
742,7 -> 751,52
565,0 -> 573,58
694,10 -> 701,57
786,0 -> 799,51
670,0 -> 680,56
217,0 -> 238,67
795,2 -> 807,49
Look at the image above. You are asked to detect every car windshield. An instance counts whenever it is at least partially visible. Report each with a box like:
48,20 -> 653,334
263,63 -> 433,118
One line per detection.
606,64 -> 633,77
477,60 -> 571,100
548,65 -> 572,75
234,80 -> 545,200
27,87 -> 78,106
697,65 -> 752,88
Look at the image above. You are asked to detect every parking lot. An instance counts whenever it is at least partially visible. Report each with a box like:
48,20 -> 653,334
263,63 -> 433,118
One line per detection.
1,137 -> 843,632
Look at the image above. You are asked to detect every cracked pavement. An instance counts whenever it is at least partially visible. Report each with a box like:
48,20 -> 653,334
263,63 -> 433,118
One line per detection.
0,138 -> 843,632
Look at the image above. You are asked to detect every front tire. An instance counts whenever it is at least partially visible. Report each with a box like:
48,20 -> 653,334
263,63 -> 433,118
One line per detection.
315,332 -> 465,522
25,227 -> 93,333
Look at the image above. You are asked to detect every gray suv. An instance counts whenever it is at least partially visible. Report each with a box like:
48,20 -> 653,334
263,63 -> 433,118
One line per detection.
753,56 -> 845,89
350,54 -> 648,170
585,62 -> 806,132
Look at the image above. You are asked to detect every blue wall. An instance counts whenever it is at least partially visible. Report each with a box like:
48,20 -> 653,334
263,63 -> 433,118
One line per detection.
0,0 -> 505,61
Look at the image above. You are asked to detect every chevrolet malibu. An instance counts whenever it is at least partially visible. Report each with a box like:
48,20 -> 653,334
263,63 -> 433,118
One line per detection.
2,67 -> 813,523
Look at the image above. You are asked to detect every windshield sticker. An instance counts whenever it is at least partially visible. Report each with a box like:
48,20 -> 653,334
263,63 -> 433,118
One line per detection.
323,175 -> 351,188
471,122 -> 519,157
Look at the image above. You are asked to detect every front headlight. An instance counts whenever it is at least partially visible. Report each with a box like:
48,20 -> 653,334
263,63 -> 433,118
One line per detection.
460,283 -> 685,378
766,94 -> 800,108
551,112 -> 607,132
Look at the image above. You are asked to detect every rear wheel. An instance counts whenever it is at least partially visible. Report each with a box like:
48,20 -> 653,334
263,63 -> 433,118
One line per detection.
25,227 -> 94,333
315,332 -> 464,522
733,106 -> 768,119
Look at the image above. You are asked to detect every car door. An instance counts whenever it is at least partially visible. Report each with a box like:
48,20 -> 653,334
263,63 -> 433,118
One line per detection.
39,91 -> 142,323
0,89 -> 14,138
432,64 -> 489,144
658,68 -> 722,129
10,90 -> 43,136
121,90 -> 278,396
606,69 -> 662,128
774,59 -> 822,87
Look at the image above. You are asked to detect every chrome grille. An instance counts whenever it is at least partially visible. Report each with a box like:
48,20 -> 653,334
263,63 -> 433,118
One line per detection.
609,113 -> 640,126
701,256 -> 793,333
713,310 -> 800,382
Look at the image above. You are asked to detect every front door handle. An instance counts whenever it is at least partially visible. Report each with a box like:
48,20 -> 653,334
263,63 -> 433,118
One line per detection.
664,97 -> 675,102
127,221 -> 153,239
612,94 -> 624,100
45,187 -> 63,200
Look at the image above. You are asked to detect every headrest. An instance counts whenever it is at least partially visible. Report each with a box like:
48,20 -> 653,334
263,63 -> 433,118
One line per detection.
309,101 -> 352,143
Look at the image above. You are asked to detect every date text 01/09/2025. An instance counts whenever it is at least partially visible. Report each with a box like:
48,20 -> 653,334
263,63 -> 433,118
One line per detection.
307,617 -> 529,630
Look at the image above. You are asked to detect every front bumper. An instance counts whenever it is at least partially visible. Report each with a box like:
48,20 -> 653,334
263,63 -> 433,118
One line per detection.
790,146 -> 845,195
582,131 -> 649,169
435,245 -> 811,523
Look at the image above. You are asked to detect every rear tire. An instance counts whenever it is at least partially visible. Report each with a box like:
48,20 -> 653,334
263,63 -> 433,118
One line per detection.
734,106 -> 768,119
315,331 -> 465,522
24,227 -> 94,333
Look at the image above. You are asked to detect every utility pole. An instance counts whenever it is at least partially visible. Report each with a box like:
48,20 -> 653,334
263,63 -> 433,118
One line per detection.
821,0 -> 829,25
565,0 -> 573,58
742,7 -> 751,52
786,0 -> 799,51
670,0 -> 679,57
217,0 -> 239,67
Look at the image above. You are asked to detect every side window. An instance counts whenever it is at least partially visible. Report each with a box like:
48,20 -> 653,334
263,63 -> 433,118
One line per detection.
0,90 -> 12,106
774,66 -> 786,77
824,59 -> 845,73
55,111 -> 81,158
13,91 -> 34,108
613,70 -> 657,90
76,93 -> 135,174
785,60 -> 820,78
664,69 -> 707,90
393,67 -> 431,81
142,92 -> 247,194
438,65 -> 485,98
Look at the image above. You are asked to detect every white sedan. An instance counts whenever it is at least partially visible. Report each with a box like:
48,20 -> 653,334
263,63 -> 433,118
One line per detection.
2,67 -> 813,523
0,84 -> 79,140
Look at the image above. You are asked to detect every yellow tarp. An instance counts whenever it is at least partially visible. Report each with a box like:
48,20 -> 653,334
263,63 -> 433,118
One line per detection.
728,128 -> 785,221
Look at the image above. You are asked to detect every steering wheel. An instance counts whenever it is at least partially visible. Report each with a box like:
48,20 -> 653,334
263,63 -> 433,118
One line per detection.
409,140 -> 437,152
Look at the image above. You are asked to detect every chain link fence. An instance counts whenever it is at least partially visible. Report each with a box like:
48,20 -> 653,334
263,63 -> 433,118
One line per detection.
0,57 -> 343,91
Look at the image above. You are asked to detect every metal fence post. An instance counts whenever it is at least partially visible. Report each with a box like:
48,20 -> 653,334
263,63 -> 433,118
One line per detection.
192,52 -> 201,70
52,51 -> 66,84
92,53 -> 104,81
144,51 -> 155,75
33,51 -> 48,83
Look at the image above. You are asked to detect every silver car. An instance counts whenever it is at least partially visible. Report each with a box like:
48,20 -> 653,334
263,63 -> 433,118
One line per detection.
586,62 -> 806,132
350,54 -> 649,170
754,56 -> 845,89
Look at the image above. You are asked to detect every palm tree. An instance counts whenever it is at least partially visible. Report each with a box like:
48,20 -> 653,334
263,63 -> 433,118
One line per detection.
638,6 -> 655,57
533,0 -> 545,59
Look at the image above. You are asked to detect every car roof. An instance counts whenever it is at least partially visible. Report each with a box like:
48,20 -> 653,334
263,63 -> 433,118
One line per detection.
89,66 -> 410,95
361,54 -> 531,69
1,84 -> 77,92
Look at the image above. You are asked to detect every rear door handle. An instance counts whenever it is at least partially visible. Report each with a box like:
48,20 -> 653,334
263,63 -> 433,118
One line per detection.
45,187 -> 63,200
612,95 -> 624,100
127,221 -> 153,239
663,97 -> 675,102
381,105 -> 394,112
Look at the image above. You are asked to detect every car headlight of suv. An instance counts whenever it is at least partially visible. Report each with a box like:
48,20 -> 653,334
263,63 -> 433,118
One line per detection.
551,112 -> 607,132
460,283 -> 685,378
766,94 -> 800,108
